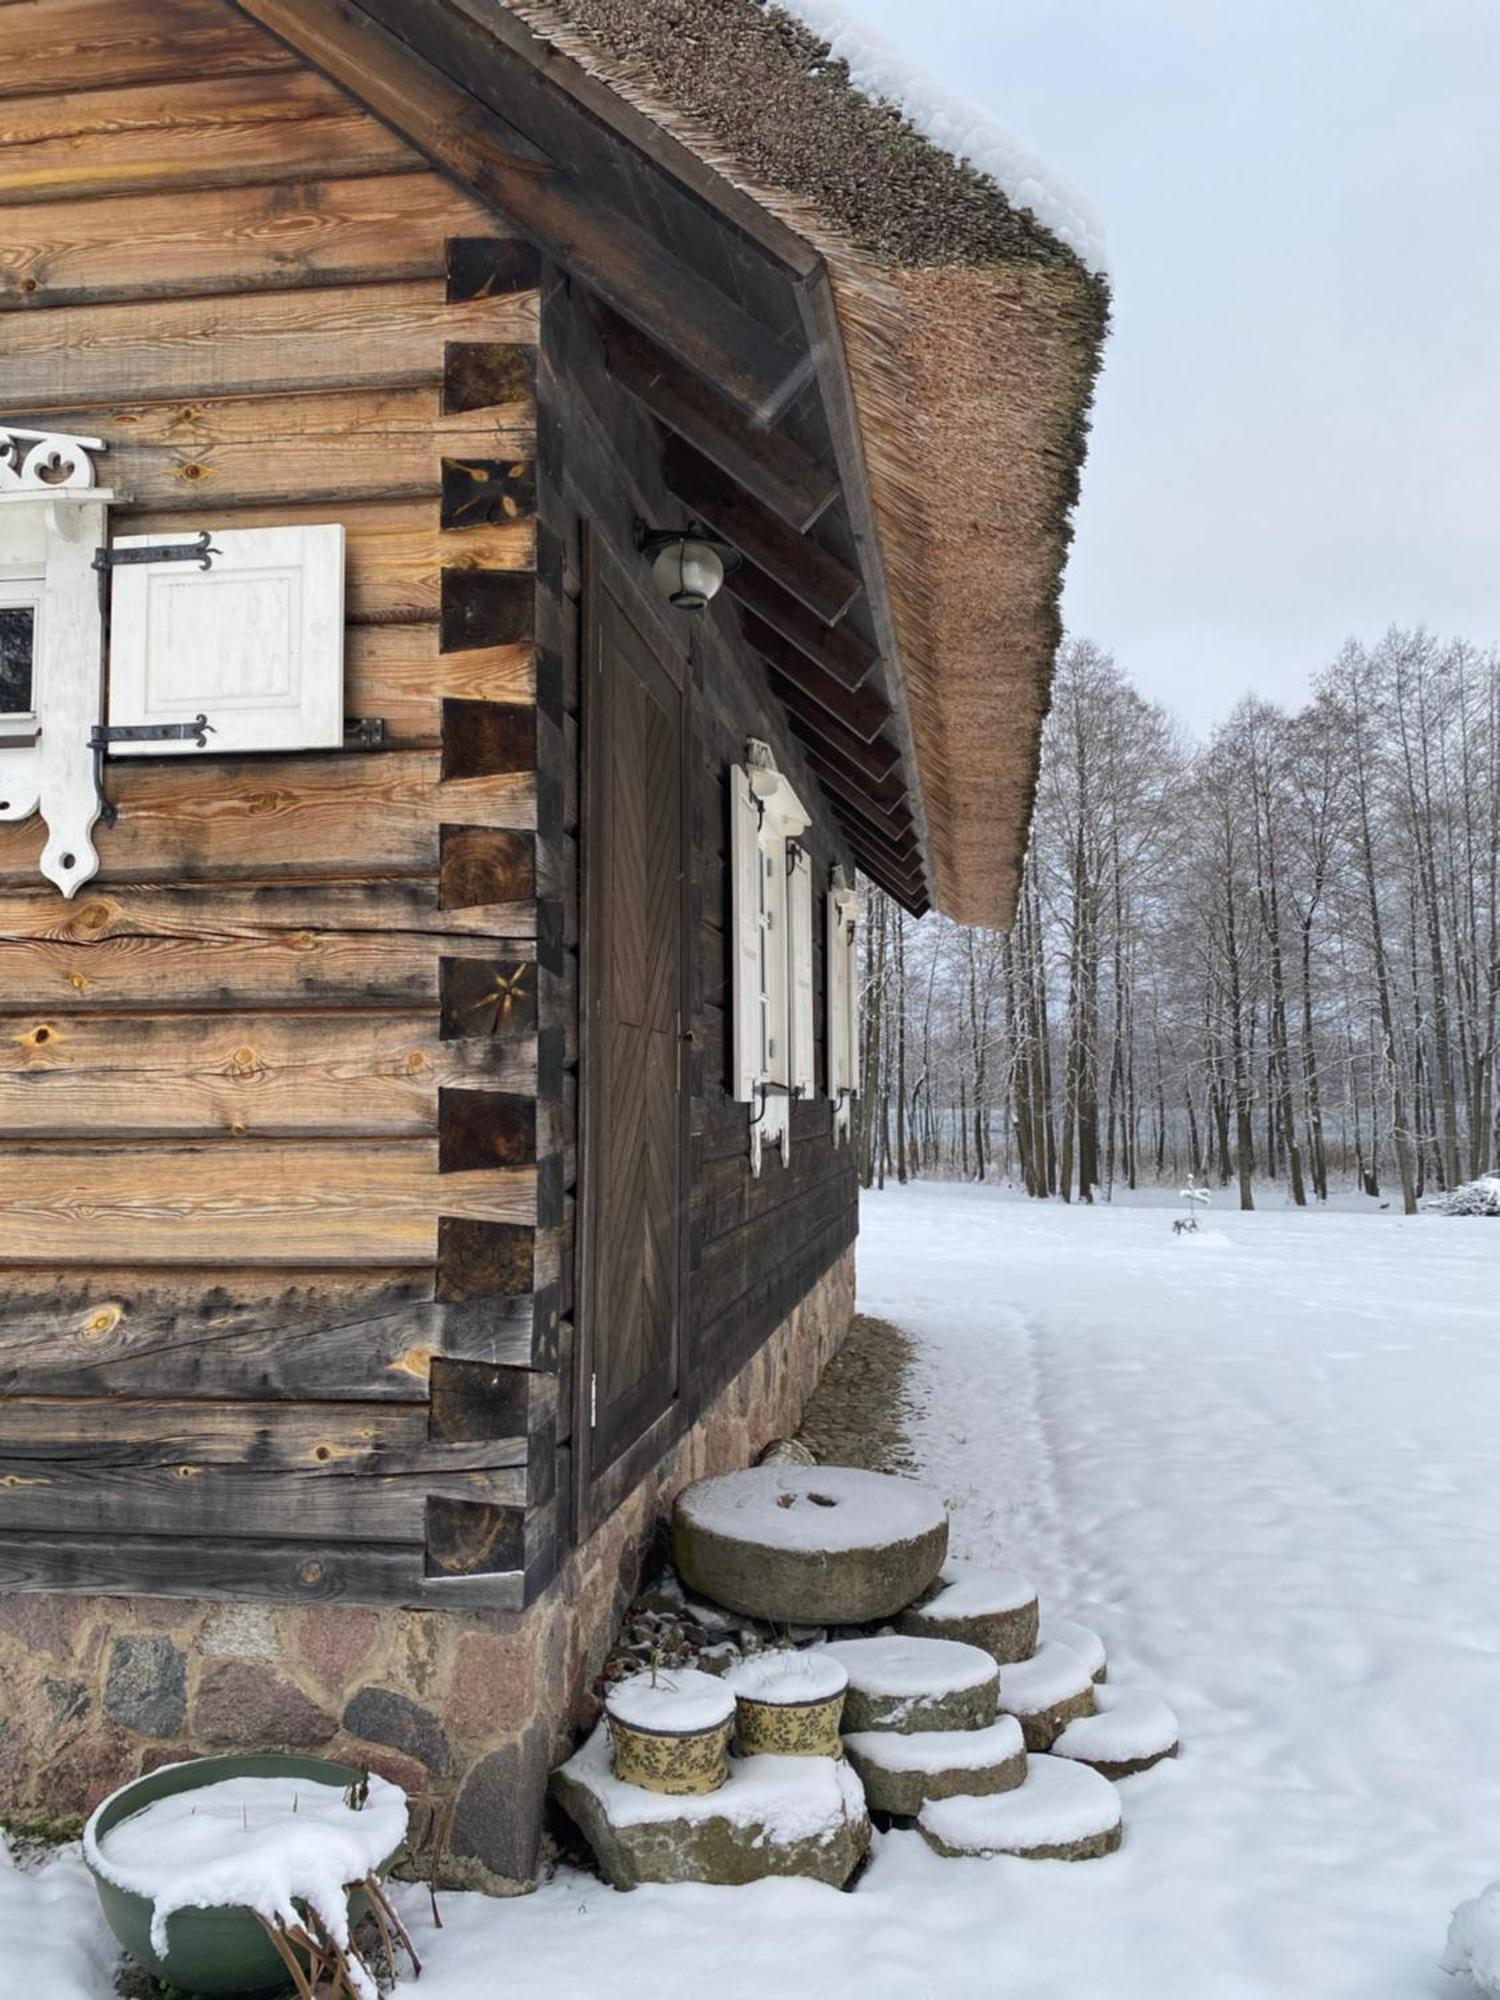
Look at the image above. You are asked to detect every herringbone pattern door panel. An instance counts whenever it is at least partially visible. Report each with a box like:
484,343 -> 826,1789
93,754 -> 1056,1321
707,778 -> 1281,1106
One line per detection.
584,575 -> 687,1480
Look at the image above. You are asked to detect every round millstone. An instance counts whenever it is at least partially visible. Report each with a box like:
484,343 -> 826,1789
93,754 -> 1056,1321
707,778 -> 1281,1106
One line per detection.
996,1640 -> 1096,1750
919,1754 -> 1123,1861
1051,1687 -> 1179,1778
551,1721 -> 870,1890
844,1716 -> 1025,1816
896,1560 -> 1039,1664
1047,1618 -> 1108,1683
672,1465 -> 948,1626
821,1634 -> 998,1734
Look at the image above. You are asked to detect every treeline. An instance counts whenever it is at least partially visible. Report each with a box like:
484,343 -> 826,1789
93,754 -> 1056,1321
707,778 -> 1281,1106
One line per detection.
859,629 -> 1500,1211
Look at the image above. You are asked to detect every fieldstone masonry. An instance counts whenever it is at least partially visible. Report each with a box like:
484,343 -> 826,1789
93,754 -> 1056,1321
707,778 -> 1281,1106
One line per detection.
0,1250 -> 854,1892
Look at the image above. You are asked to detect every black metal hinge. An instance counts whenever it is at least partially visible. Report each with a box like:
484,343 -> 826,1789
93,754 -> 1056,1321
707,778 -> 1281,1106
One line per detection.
93,532 -> 218,614
88,716 -> 215,828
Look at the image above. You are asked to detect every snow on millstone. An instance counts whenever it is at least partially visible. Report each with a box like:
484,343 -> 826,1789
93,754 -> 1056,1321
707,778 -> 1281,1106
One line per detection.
84,1771 -> 407,1981
919,1755 -> 1123,1862
896,1559 -> 1039,1663
1051,1687 -> 1181,1779
995,1640 -> 1097,1750
672,1464 -> 948,1625
820,1634 -> 998,1733
549,1722 -> 870,1891
1045,1619 -> 1108,1684
843,1716 -> 1025,1817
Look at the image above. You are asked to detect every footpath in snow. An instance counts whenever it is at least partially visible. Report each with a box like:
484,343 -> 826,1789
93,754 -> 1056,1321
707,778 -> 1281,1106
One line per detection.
8,1183 -> 1499,1998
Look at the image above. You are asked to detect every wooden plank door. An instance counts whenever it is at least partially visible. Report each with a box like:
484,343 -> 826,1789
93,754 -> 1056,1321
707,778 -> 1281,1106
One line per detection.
578,545 -> 690,1522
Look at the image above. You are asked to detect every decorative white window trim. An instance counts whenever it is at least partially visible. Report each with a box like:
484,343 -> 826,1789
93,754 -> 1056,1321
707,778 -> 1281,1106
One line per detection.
0,427 -> 115,897
827,867 -> 862,1145
731,739 -> 811,1175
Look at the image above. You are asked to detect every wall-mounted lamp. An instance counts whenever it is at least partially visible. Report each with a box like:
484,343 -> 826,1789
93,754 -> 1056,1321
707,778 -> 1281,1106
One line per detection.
635,522 -> 739,611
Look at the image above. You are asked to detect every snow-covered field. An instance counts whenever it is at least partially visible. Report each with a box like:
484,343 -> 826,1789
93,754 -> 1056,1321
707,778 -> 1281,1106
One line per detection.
7,1183 -> 1498,1998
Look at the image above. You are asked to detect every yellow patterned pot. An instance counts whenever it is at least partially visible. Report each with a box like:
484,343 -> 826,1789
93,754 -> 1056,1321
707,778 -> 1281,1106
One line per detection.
727,1651 -> 849,1758
604,1668 -> 735,1796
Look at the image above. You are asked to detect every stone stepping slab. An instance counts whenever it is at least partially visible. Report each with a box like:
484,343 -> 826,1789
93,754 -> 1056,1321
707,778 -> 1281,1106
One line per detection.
896,1560 -> 1039,1664
1051,1687 -> 1180,1778
821,1635 -> 998,1733
673,1465 -> 948,1626
844,1715 -> 1025,1816
1047,1618 -> 1107,1683
550,1721 -> 870,1889
919,1754 -> 1123,1862
996,1640 -> 1096,1750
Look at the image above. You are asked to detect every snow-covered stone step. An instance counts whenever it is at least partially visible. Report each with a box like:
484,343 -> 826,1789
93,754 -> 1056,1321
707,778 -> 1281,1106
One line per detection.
919,1755 -> 1123,1862
844,1716 -> 1025,1816
820,1635 -> 998,1733
995,1640 -> 1096,1750
550,1721 -> 870,1889
1051,1687 -> 1179,1778
1047,1619 -> 1107,1683
896,1560 -> 1039,1664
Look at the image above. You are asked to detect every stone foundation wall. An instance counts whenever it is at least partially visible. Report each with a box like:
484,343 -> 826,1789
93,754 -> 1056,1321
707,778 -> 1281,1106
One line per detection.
0,1248 -> 855,1889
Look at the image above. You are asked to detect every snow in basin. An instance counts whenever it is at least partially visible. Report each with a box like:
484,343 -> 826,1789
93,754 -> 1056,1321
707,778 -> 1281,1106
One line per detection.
561,1721 -> 865,1844
1052,1688 -> 1179,1765
86,1771 -> 406,1989
996,1640 -> 1092,1713
776,0 -> 1106,274
725,1651 -> 848,1704
843,1717 -> 1024,1776
1045,1619 -> 1106,1679
606,1667 -> 735,1733
679,1463 -> 945,1554
822,1635 -> 996,1699
920,1757 -> 1121,1855
908,1559 -> 1035,1619
1445,1883 -> 1500,1997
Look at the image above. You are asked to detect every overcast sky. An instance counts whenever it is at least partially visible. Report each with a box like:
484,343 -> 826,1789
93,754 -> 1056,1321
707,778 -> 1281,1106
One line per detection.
847,0 -> 1500,734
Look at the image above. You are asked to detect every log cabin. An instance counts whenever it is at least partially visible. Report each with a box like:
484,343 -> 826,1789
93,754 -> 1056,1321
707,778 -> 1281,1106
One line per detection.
0,0 -> 1107,1886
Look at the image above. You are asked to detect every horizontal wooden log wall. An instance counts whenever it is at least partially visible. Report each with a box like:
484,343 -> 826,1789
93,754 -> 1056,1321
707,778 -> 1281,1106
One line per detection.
0,0 -> 563,1607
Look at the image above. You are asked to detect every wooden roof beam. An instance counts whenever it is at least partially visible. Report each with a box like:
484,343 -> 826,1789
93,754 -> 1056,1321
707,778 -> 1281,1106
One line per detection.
595,303 -> 839,534
230,0 -> 810,424
796,741 -> 913,834
769,672 -> 901,784
739,611 -> 891,744
724,564 -> 877,692
661,437 -> 861,626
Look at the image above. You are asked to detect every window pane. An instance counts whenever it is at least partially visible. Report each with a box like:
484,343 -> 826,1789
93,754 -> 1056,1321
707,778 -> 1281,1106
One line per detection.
0,606 -> 35,715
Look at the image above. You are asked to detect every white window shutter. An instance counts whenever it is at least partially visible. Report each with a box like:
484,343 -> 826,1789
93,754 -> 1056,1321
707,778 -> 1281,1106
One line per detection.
730,763 -> 766,1102
107,524 -> 344,755
788,843 -> 815,1098
827,889 -> 851,1099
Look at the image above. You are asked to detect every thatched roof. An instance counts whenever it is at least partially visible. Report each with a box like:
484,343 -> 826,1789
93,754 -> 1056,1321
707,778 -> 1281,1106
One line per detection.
501,0 -> 1109,926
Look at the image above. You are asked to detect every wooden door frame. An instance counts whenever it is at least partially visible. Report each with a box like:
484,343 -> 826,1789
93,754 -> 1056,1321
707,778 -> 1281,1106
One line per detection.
573,524 -> 693,1541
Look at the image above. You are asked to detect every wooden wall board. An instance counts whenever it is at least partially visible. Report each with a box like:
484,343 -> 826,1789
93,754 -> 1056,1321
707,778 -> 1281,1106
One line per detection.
0,1141 -> 536,1265
0,281 -> 538,408
0,70 -> 422,205
0,752 -> 534,888
0,173 -> 502,310
0,1268 -> 554,1399
0,0 -> 300,100
0,1011 -> 535,1137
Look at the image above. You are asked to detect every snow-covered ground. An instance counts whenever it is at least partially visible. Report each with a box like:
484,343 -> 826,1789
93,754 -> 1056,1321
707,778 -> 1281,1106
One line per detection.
8,1183 -> 1498,1997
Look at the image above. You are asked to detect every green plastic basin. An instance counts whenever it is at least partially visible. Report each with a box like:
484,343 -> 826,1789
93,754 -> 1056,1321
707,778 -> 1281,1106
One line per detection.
83,1753 -> 395,1997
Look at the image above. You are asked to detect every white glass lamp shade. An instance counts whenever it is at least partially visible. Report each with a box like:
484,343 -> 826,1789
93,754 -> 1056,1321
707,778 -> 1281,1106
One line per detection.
650,536 -> 725,610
